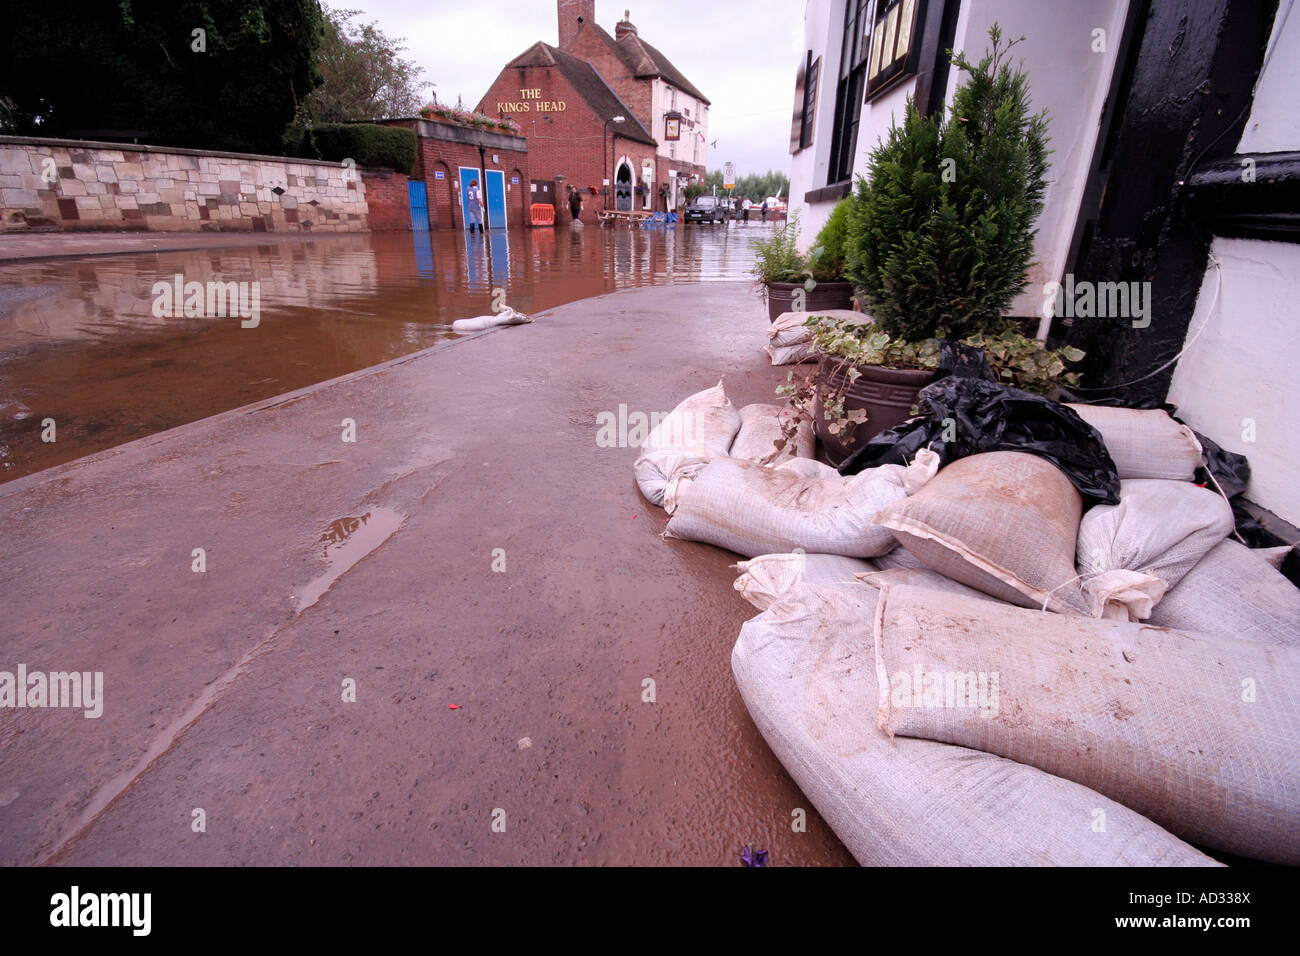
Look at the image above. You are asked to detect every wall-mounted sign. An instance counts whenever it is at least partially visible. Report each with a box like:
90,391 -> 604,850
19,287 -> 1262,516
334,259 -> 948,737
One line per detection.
492,154 -> 500,163
865,0 -> 922,101
434,170 -> 445,179
512,177 -> 520,184
664,113 -> 681,141
496,88 -> 567,113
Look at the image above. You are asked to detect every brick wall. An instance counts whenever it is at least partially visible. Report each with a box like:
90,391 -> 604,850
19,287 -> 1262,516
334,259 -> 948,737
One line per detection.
380,118 -> 529,230
565,30 -> 652,130
479,65 -> 659,223
0,136 -> 376,233
359,168 -> 411,231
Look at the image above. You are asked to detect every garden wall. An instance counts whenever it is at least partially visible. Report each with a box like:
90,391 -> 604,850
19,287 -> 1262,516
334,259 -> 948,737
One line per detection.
0,135 -> 373,233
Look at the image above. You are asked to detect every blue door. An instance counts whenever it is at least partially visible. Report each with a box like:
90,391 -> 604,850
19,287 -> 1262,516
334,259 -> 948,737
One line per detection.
485,169 -> 507,228
408,180 -> 429,232
459,167 -> 480,229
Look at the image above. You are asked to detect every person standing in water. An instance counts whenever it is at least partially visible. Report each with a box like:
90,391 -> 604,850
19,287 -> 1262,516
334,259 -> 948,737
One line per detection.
465,179 -> 484,234
569,186 -> 583,224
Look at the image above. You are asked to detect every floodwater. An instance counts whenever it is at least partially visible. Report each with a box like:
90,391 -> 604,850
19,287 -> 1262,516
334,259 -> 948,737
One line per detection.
0,223 -> 773,483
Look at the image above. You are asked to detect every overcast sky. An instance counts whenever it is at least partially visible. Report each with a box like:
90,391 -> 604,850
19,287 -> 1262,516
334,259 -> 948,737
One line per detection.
339,0 -> 806,177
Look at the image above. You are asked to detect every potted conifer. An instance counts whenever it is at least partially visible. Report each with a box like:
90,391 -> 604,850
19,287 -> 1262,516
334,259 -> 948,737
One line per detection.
804,25 -> 1082,461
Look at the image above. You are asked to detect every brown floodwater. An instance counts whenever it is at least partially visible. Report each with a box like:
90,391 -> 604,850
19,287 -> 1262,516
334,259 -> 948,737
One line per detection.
0,223 -> 773,483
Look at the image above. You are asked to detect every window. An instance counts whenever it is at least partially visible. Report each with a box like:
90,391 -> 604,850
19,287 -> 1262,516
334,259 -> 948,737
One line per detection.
790,51 -> 822,153
865,0 -> 924,100
827,0 -> 873,185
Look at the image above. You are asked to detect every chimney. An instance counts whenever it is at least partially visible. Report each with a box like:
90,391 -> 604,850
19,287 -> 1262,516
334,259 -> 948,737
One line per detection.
558,0 -> 596,51
615,9 -> 638,40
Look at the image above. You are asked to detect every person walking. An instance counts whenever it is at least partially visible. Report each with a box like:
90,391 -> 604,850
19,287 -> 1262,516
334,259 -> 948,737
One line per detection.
465,179 -> 485,234
569,186 -> 583,224
760,199 -> 769,223
741,197 -> 751,224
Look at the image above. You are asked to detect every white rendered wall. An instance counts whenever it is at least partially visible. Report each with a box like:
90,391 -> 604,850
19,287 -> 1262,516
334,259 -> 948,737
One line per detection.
1237,0 -> 1299,154
1166,239 -> 1300,525
944,0 -> 1129,323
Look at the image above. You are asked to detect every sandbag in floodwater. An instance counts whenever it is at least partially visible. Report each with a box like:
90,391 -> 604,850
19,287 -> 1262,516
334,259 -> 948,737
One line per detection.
452,306 -> 532,333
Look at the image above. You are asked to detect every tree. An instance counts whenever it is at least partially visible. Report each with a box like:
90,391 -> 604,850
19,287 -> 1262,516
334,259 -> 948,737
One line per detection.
708,169 -> 790,203
297,5 -> 426,124
846,25 -> 1049,341
0,0 -> 324,155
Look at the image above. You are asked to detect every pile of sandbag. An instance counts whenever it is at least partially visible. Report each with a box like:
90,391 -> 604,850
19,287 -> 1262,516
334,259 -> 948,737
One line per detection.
632,380 -> 823,507
765,309 -> 868,366
730,565 -> 1220,865
640,377 -> 1299,865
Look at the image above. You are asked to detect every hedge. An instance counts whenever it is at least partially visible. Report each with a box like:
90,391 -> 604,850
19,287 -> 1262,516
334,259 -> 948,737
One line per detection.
291,123 -> 416,176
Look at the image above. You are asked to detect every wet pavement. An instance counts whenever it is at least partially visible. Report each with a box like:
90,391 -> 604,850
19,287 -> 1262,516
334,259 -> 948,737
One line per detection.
0,224 -> 773,483
0,277 -> 855,866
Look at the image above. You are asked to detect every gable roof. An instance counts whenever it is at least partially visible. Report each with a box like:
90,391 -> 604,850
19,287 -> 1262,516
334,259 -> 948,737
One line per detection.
595,25 -> 711,106
493,41 -> 657,146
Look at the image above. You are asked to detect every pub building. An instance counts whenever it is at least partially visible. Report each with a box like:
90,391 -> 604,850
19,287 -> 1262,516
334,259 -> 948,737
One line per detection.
477,1 -> 710,221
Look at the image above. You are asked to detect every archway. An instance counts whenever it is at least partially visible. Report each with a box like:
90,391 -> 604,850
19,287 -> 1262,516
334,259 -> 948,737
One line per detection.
615,160 -> 633,213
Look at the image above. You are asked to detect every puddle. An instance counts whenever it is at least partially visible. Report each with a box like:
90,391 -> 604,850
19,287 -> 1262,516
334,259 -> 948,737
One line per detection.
297,507 -> 406,610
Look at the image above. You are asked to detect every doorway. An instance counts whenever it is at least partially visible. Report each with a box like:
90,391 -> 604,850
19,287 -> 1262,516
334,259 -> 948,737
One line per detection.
615,161 -> 633,212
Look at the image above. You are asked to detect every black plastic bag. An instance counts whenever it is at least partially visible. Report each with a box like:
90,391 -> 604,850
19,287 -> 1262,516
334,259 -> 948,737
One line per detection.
838,376 -> 1121,505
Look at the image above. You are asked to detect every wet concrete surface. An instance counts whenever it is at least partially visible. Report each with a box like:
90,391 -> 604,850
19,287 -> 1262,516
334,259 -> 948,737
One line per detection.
0,280 -> 855,866
0,226 -> 773,482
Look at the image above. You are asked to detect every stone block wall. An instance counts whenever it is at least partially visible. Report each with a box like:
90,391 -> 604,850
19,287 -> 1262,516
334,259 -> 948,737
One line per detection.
0,136 -> 373,233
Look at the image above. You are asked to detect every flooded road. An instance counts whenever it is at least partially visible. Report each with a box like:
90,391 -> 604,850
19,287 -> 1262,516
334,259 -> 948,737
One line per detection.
0,223 -> 773,482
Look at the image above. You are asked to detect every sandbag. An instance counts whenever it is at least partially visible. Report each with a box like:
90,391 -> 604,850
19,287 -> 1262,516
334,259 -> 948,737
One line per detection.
451,306 -> 532,332
666,454 -> 936,558
766,310 -> 867,365
873,582 -> 1300,865
632,380 -> 740,507
1148,539 -> 1300,645
733,552 -> 875,609
731,580 -> 1217,866
1067,404 -> 1203,481
729,404 -> 814,465
1077,479 -> 1234,620
872,546 -> 926,571
877,452 -> 1089,614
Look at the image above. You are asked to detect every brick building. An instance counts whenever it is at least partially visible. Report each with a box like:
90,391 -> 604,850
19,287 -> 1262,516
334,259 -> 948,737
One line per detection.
477,1 -> 709,221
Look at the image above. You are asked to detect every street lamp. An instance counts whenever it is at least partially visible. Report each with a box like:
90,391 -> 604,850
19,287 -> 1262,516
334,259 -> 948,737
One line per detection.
604,115 -> 625,210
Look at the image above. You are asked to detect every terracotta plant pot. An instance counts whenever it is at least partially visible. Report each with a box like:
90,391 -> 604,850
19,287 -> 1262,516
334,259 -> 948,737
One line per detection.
765,280 -> 855,322
813,358 -> 935,465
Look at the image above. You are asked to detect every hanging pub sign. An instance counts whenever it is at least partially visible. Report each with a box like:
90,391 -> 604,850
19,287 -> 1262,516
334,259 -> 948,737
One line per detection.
664,112 -> 681,141
865,0 -> 923,101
